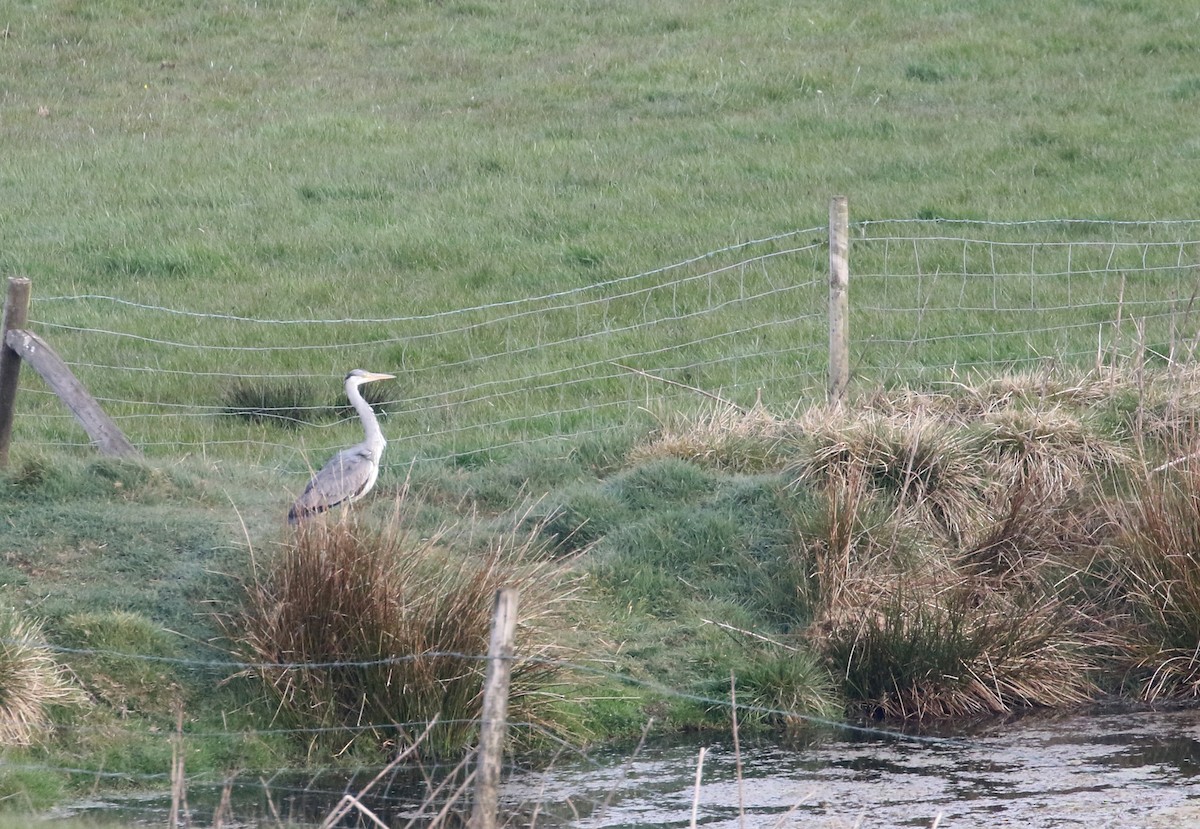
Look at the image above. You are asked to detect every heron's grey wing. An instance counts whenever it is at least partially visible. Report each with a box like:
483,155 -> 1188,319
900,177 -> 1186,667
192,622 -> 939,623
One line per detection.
288,445 -> 376,522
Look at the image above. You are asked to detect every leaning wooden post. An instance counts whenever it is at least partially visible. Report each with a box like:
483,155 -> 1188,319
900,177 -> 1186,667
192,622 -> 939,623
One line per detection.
828,196 -> 850,406
0,277 -> 31,468
5,329 -> 140,458
469,587 -> 519,829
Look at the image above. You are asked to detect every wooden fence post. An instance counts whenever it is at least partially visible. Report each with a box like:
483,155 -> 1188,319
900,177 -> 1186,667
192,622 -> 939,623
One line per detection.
828,196 -> 850,406
5,329 -> 139,459
0,278 -> 32,468
469,587 -> 519,829
0,277 -> 139,462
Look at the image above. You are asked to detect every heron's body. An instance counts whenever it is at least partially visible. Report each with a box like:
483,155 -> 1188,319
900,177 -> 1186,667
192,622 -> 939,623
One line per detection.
288,369 -> 395,523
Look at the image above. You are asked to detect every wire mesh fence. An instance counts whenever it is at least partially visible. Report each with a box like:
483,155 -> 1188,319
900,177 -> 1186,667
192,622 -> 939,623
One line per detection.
9,220 -> 1200,466
14,228 -> 827,475
9,217 -> 1200,476
848,218 -> 1200,384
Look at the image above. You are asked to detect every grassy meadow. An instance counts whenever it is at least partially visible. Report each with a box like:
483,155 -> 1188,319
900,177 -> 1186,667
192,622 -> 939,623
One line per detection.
1,0 -> 1200,821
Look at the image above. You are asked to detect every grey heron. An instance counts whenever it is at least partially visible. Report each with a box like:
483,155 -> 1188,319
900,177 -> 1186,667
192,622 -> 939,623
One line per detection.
288,369 -> 396,523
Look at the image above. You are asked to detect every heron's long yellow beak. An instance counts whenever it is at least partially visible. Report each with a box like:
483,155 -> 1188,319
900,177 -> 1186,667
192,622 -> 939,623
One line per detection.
361,371 -> 396,382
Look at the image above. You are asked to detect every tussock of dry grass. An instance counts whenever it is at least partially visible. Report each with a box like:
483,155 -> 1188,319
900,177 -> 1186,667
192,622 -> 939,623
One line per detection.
633,386 -> 1121,562
1141,402 -> 1200,459
1109,462 -> 1200,701
867,369 -> 1127,422
960,479 -> 1100,581
621,365 -> 1200,720
629,398 -> 794,472
0,607 -> 88,746
799,481 -> 1099,719
815,581 -> 1098,719
980,407 -> 1130,494
967,370 -> 1127,413
787,409 -> 991,545
227,502 -> 580,754
791,428 -> 1103,720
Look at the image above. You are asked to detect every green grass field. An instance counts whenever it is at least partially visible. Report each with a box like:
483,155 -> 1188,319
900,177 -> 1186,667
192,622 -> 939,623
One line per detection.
3,0 -> 1197,466
2,0 -> 1200,822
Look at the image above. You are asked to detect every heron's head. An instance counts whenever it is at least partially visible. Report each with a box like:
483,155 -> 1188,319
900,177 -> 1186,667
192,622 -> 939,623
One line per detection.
345,369 -> 396,386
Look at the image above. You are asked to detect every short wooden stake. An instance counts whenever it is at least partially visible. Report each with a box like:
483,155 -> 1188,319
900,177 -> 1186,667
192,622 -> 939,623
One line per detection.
828,196 -> 850,406
469,587 -> 519,829
689,746 -> 708,829
0,277 -> 31,468
169,705 -> 189,829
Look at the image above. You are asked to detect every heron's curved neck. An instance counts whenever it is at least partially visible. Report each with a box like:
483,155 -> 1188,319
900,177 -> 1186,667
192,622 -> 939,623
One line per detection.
346,379 -> 386,454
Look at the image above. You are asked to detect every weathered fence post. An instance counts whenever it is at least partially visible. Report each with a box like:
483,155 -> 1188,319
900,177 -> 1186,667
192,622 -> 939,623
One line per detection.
0,277 -> 139,462
828,196 -> 850,406
0,277 -> 31,468
469,587 -> 519,829
5,329 -> 140,459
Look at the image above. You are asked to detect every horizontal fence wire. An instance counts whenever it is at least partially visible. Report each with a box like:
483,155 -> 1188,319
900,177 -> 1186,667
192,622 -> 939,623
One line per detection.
15,229 -> 829,475
12,218 -> 1200,476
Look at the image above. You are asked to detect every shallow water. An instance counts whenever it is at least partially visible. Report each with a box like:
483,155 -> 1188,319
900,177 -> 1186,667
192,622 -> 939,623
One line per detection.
503,708 -> 1200,828
55,708 -> 1200,827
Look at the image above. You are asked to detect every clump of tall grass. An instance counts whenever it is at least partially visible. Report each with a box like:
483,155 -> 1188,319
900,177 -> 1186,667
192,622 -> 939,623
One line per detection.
0,606 -> 88,746
1108,460 -> 1200,701
1132,367 -> 1200,462
818,580 -> 1097,719
865,368 -> 1124,423
791,467 -> 905,620
628,398 -> 794,473
794,452 -> 1099,720
968,369 -> 1126,414
725,645 -> 840,731
221,377 -> 321,428
979,406 -> 1130,501
227,503 -> 579,755
788,409 -> 990,545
